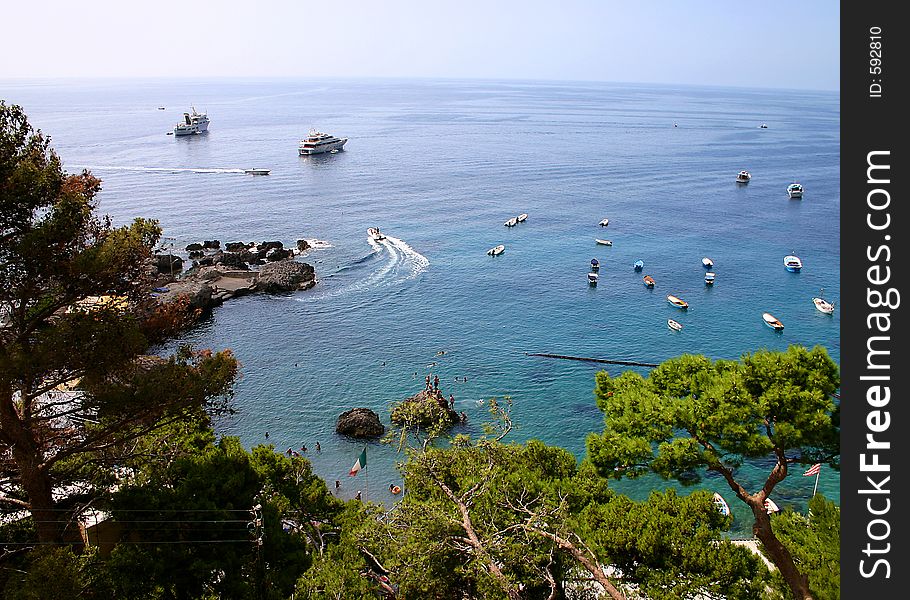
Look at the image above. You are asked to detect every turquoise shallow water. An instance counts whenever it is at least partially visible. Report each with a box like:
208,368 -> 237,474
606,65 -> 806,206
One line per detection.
4,78 -> 840,534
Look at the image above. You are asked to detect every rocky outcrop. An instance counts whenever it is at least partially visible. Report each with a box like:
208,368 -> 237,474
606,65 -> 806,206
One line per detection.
296,239 -> 311,252
336,408 -> 385,439
256,261 -> 316,292
202,240 -> 221,250
390,389 -> 459,429
154,254 -> 184,274
225,241 -> 249,252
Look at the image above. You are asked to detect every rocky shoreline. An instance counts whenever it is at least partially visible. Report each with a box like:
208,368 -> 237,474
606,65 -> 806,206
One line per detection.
150,238 -> 317,315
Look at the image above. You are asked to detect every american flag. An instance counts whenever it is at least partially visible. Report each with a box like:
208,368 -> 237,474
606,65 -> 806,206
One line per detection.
803,463 -> 822,477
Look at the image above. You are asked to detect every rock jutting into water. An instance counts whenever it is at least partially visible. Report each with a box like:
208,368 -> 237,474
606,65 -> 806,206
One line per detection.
390,389 -> 459,430
336,408 -> 385,438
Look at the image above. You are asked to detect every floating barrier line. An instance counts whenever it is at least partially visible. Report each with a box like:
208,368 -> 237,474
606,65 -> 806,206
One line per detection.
525,353 -> 659,368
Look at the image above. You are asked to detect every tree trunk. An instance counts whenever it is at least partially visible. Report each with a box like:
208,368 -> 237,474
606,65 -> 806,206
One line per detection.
1,387 -> 62,544
751,505 -> 813,600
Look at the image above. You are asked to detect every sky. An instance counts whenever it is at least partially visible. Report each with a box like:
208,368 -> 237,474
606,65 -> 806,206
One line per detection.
2,1 -> 840,90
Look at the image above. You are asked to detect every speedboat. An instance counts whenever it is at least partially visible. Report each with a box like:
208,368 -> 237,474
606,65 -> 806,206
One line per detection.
244,168 -> 271,175
595,239 -> 612,246
504,217 -> 518,227
633,260 -> 644,271
599,218 -> 609,227
764,498 -> 780,514
667,319 -> 683,332
516,213 -> 528,223
487,244 -> 505,256
736,170 -> 751,183
667,295 -> 688,309
590,258 -> 600,270
298,130 -> 347,155
787,183 -> 804,199
813,296 -> 835,314
784,255 -> 802,272
174,107 -> 210,136
713,492 -> 731,517
760,123 -> 768,129
587,272 -> 599,285
643,275 -> 655,288
367,227 -> 386,242
705,272 -> 716,285
702,257 -> 714,269
762,312 -> 784,330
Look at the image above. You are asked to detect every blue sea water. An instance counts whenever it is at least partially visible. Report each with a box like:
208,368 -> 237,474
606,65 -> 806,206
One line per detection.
4,78 -> 840,535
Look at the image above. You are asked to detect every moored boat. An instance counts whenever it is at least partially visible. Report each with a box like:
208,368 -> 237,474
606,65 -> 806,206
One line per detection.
643,275 -> 655,288
487,244 -> 505,256
633,259 -> 644,271
702,257 -> 714,268
590,258 -> 600,270
787,183 -> 804,199
713,492 -> 731,517
244,168 -> 271,175
516,213 -> 528,222
667,319 -> 683,332
784,255 -> 802,272
595,239 -> 612,246
504,217 -> 518,227
298,130 -> 347,155
599,218 -> 609,227
813,296 -> 835,314
367,227 -> 386,242
764,498 -> 780,514
667,295 -> 688,309
762,312 -> 784,330
174,107 -> 210,136
587,272 -> 599,285
705,272 -> 716,285
736,170 -> 751,183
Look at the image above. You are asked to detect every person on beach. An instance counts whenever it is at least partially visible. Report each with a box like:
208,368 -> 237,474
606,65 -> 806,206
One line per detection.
425,375 -> 431,390
433,375 -> 439,391
449,394 -> 455,409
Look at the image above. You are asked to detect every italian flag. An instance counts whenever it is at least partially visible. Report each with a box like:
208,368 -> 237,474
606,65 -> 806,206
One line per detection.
349,447 -> 367,476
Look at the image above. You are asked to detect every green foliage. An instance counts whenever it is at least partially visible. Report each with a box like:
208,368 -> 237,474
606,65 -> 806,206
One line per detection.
2,546 -> 95,600
767,495 -> 840,599
0,102 -> 238,545
103,435 -> 342,599
587,346 -> 840,483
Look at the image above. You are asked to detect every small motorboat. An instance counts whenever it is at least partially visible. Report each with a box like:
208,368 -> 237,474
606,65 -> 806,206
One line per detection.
704,272 -> 716,285
244,168 -> 271,175
736,170 -> 751,183
157,106 -> 166,110
590,258 -> 600,270
643,275 -> 655,288
813,296 -> 835,314
762,312 -> 784,331
516,213 -> 528,223
760,123 -> 768,129
764,498 -> 780,514
787,183 -> 804,199
633,260 -> 644,271
487,244 -> 505,256
784,255 -> 802,272
595,239 -> 613,246
667,319 -> 683,332
599,218 -> 609,227
702,257 -> 714,268
587,272 -> 599,285
367,227 -> 386,242
713,492 -> 731,517
504,217 -> 518,227
667,295 -> 688,309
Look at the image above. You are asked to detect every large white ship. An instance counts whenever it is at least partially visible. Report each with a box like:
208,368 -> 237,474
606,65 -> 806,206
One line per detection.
298,130 -> 347,155
174,107 -> 210,136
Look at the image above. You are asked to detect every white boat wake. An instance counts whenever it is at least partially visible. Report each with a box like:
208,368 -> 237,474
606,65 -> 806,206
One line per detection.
295,234 -> 428,303
81,165 -> 247,175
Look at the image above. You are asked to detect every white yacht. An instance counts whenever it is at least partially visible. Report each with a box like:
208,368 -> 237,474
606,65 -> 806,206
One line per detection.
787,183 -> 804,199
298,130 -> 348,155
174,107 -> 209,136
